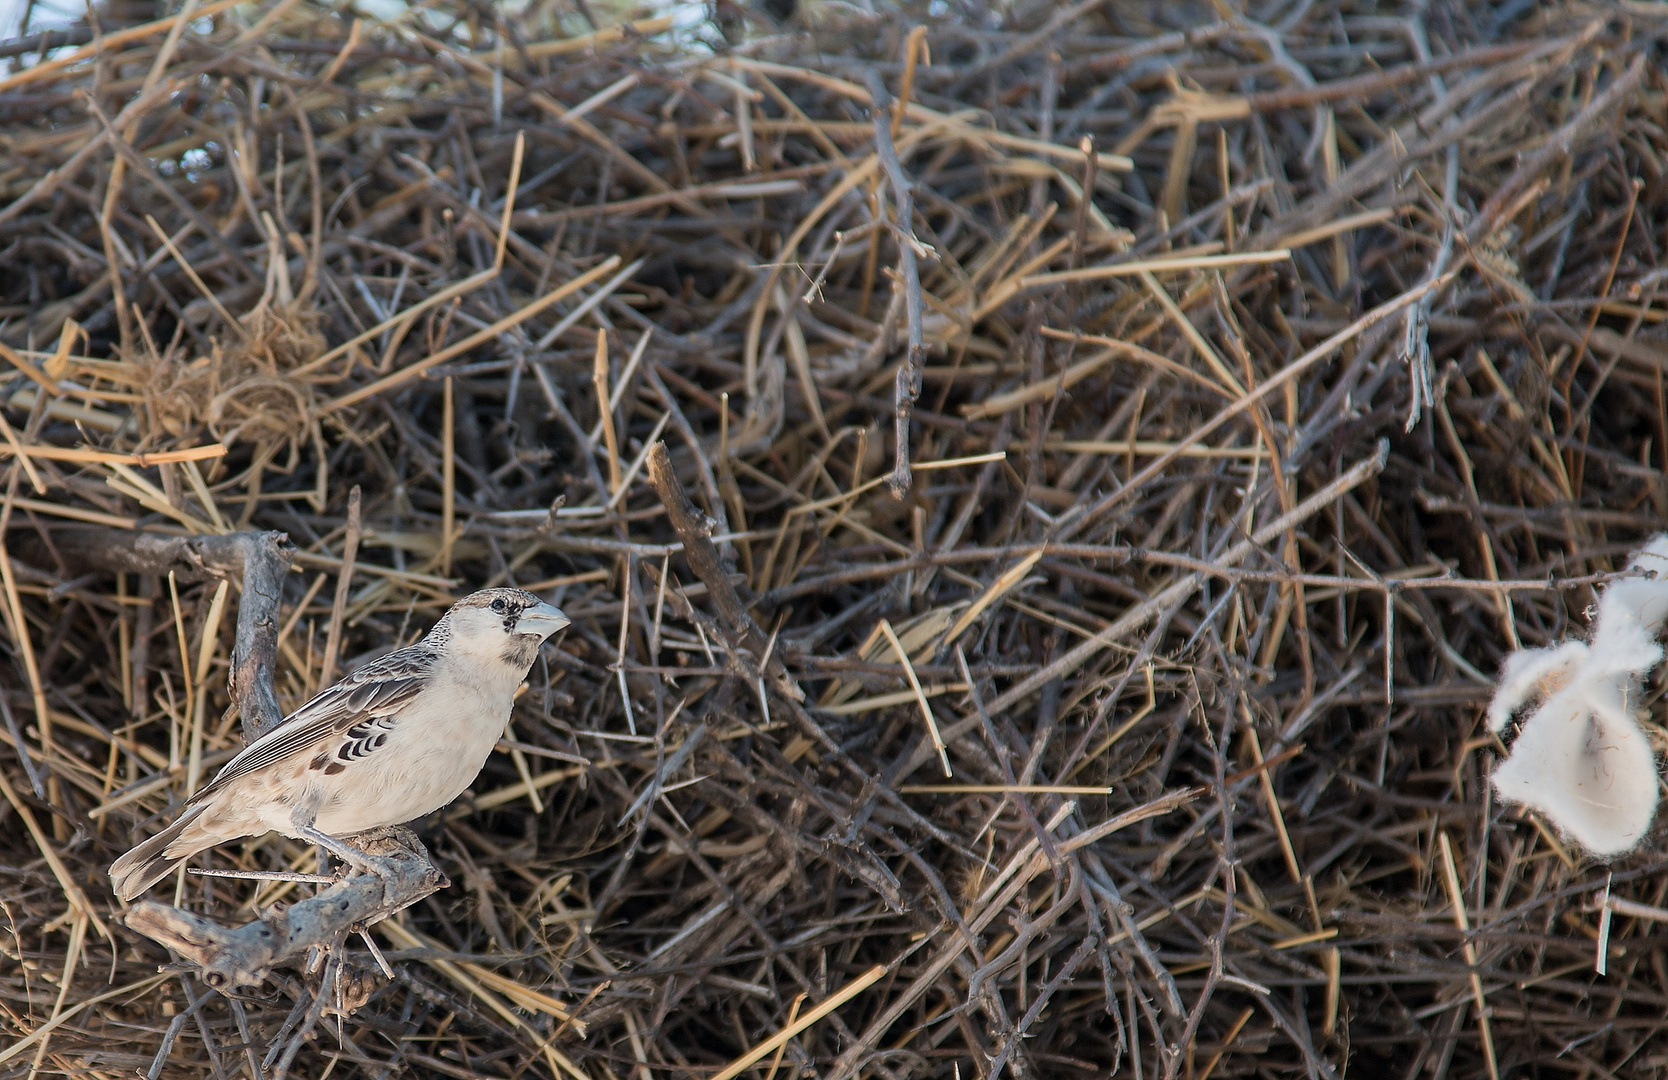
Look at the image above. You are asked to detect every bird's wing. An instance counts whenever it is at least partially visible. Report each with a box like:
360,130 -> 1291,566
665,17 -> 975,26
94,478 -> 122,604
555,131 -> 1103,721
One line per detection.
192,646 -> 438,801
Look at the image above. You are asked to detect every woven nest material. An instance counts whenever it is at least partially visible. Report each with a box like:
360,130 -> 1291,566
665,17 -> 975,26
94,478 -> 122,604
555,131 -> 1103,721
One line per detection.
1,2 -> 1666,1078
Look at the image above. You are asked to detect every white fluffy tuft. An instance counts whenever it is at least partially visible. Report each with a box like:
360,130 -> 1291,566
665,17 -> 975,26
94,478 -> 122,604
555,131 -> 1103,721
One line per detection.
1490,677 -> 1658,856
1485,641 -> 1587,735
1488,533 -> 1668,856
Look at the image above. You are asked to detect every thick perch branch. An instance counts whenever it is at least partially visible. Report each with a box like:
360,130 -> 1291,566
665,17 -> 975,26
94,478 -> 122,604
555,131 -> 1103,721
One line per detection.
124,826 -> 447,989
27,526 -> 452,990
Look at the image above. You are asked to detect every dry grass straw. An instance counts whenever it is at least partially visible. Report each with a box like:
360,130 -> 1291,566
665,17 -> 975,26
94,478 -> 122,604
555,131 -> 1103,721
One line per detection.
0,0 -> 1666,1077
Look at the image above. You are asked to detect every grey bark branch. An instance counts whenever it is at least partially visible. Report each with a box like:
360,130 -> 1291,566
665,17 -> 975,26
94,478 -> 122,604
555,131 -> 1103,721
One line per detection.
225,532 -> 294,741
863,70 -> 926,499
125,827 -> 448,990
643,441 -> 798,697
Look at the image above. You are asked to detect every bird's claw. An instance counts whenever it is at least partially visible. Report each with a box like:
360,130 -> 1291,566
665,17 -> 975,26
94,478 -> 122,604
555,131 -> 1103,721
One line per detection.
339,852 -> 398,880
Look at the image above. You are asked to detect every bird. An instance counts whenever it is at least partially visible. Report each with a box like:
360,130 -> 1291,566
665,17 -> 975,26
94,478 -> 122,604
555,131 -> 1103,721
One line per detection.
110,587 -> 570,902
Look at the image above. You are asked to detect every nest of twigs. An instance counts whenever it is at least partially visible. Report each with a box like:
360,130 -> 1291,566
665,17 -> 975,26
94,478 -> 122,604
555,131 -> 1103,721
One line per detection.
2,0 -> 1667,1077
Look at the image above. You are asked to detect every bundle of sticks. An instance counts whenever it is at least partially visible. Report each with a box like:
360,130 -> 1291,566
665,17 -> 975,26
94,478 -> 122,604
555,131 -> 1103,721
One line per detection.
0,2 -> 1663,1078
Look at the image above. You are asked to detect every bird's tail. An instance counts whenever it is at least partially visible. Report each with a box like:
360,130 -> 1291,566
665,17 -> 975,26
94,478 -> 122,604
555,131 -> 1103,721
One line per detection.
109,805 -> 209,902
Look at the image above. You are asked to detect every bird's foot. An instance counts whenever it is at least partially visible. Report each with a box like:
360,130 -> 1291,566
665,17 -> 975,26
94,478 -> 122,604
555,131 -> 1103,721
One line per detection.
294,825 -> 395,880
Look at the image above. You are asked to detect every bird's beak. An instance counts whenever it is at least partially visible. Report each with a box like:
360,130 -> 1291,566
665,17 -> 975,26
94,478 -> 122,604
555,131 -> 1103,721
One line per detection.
515,601 -> 570,638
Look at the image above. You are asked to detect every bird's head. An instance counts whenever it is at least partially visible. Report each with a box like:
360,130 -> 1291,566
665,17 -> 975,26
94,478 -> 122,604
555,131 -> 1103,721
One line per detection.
440,588 -> 570,670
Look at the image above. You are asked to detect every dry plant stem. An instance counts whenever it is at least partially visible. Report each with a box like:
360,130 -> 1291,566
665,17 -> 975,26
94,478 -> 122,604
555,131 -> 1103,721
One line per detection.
1469,55 -> 1646,241
0,78 -> 179,228
441,377 -> 456,575
827,791 -> 1193,1080
82,92 -> 259,283
645,441 -> 797,694
595,330 -> 623,495
1439,831 -> 1500,1080
863,71 -> 927,498
319,255 -> 623,413
317,484 -> 362,690
1064,269 -> 1454,536
901,441 -> 1389,778
646,363 -> 730,538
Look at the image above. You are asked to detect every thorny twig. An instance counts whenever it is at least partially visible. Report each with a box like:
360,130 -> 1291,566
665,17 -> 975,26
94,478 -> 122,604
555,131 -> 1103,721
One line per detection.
863,70 -> 927,499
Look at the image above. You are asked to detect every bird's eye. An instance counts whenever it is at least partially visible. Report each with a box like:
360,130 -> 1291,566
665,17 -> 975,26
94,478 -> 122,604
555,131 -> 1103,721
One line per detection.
490,598 -> 507,613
